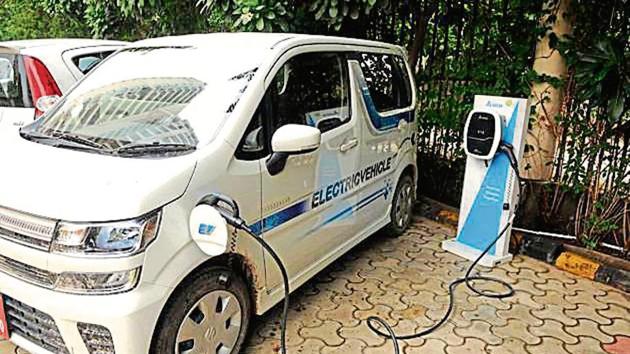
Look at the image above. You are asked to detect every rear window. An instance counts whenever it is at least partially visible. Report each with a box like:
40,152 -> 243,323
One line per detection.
72,51 -> 115,75
359,53 -> 412,113
0,53 -> 30,108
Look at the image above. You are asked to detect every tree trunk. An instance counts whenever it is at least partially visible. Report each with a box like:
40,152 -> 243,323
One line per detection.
522,0 -> 573,181
408,3 -> 431,73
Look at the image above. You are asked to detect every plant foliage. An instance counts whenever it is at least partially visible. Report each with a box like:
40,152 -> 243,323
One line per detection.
1,0 -> 628,255
0,0 -> 88,40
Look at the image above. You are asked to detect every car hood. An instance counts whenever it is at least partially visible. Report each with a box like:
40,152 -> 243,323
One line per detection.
0,131 -> 197,221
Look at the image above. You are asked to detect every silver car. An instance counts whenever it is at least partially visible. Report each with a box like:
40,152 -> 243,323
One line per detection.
0,39 -> 126,131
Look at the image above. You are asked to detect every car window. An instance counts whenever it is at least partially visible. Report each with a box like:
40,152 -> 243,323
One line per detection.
0,53 -> 29,108
359,53 -> 412,113
236,105 -> 268,160
72,51 -> 115,74
269,52 -> 350,135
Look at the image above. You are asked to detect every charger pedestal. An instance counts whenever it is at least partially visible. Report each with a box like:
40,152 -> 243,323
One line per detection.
442,95 -> 530,267
442,238 -> 513,267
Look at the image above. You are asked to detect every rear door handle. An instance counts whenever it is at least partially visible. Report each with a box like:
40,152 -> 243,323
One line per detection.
339,138 -> 358,152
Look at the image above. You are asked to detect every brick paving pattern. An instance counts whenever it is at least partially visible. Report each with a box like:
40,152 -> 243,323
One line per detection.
1,217 -> 629,353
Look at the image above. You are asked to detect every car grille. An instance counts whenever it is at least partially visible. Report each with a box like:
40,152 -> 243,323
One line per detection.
0,206 -> 57,251
4,296 -> 69,354
0,254 -> 55,289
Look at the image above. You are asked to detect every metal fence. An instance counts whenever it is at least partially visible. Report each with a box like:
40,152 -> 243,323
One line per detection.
410,0 -> 629,253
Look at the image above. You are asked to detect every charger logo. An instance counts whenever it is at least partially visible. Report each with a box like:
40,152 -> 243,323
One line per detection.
198,224 -> 215,235
486,101 -> 503,108
312,156 -> 393,208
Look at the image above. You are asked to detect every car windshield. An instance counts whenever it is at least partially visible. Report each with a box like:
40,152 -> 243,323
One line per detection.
20,46 -> 260,156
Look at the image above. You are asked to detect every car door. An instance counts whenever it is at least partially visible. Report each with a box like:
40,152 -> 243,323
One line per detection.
352,51 -> 415,230
258,50 -> 361,291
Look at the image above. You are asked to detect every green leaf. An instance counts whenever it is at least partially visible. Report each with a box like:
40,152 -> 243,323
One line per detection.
278,20 -> 289,32
314,3 -> 327,20
608,96 -> 625,121
265,11 -> 275,19
329,6 -> 338,18
256,17 -> 264,31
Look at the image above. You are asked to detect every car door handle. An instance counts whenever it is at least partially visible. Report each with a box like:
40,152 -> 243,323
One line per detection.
339,138 -> 358,152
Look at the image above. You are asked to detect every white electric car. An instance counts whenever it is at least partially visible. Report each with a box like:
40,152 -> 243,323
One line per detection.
0,33 -> 417,354
0,39 -> 126,131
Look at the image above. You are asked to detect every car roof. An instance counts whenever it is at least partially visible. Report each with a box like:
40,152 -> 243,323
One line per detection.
130,33 -> 401,53
1,38 -> 127,51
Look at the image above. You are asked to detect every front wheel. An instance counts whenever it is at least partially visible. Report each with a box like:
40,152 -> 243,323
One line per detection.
384,174 -> 415,237
150,266 -> 251,354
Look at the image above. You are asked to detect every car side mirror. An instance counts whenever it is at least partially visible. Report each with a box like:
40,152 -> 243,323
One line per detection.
266,124 -> 321,176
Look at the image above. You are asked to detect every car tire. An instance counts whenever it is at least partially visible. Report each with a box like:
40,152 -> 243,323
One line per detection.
150,266 -> 251,354
384,174 -> 415,237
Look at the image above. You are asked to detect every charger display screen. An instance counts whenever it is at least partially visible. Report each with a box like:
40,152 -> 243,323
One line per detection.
466,112 -> 496,157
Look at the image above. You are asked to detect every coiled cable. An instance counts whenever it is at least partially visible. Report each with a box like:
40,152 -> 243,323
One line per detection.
367,145 -> 523,353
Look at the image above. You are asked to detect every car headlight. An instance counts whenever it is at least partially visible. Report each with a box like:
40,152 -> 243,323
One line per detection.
54,268 -> 141,295
51,210 -> 161,256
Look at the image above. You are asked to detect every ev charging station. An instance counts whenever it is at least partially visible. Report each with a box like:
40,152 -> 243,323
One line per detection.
442,95 -> 530,267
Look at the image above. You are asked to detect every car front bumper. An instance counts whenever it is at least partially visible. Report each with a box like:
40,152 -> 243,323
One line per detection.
0,270 -> 171,354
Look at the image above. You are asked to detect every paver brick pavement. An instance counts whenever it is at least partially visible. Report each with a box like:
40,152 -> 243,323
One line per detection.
243,217 -> 629,353
2,217 -> 628,353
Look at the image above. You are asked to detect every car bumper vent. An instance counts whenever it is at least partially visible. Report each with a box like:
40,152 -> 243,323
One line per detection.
78,322 -> 116,354
4,296 -> 69,354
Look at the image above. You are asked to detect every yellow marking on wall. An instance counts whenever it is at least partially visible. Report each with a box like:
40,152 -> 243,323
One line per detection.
438,209 -> 459,224
555,252 -> 600,280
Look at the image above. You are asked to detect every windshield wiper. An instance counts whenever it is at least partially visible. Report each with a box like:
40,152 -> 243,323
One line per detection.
115,142 -> 196,156
20,130 -> 58,142
49,131 -> 109,150
21,129 -> 108,150
21,130 -> 113,154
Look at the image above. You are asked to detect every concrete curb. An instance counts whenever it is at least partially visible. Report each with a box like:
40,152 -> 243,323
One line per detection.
420,196 -> 630,293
